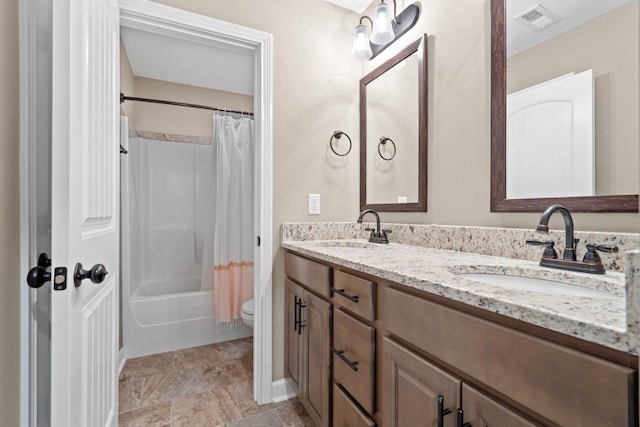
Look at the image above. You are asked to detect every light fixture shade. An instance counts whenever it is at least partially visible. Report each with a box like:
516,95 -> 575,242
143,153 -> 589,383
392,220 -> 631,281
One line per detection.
370,2 -> 394,45
351,24 -> 372,59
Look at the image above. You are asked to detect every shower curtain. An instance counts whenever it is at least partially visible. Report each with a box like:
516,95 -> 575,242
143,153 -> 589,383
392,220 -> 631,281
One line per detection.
201,114 -> 255,328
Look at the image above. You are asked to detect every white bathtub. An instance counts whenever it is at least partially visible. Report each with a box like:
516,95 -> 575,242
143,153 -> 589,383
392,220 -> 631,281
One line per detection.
124,278 -> 252,358
121,137 -> 252,359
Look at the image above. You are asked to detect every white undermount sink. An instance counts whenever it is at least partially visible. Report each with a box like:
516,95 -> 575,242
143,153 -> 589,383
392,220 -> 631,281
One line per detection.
457,272 -> 615,298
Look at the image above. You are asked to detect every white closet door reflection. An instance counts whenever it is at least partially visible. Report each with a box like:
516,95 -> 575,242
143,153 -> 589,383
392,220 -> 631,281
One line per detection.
507,70 -> 594,199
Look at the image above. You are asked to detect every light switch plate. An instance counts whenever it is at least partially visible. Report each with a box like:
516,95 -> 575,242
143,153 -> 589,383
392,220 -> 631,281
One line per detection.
308,194 -> 320,215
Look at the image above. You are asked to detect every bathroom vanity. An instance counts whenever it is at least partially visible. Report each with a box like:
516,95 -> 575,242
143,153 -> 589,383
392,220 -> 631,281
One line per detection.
282,223 -> 640,427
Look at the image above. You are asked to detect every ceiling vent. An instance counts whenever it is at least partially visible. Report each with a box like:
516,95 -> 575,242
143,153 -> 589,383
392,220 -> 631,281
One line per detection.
514,4 -> 561,32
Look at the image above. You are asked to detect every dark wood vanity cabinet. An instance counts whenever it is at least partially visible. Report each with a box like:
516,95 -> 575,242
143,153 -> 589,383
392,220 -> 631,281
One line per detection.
284,250 -> 638,426
285,254 -> 332,427
380,285 -> 637,427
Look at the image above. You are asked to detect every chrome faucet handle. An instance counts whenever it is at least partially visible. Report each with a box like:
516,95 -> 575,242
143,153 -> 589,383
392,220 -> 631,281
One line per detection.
381,229 -> 392,234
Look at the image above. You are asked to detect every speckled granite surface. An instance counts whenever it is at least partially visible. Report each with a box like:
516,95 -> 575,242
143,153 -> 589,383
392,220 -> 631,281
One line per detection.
281,222 -> 640,271
281,223 -> 640,354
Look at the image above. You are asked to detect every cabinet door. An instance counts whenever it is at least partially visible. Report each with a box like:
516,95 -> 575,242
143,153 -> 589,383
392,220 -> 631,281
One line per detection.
382,337 -> 461,427
285,279 -> 304,393
333,383 -> 376,427
461,384 -> 541,427
302,291 -> 332,427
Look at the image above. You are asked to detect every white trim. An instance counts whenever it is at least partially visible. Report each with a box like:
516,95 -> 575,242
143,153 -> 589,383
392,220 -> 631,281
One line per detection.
18,0 -> 33,424
118,349 -> 127,376
119,0 -> 274,405
271,378 -> 298,404
19,0 -> 52,425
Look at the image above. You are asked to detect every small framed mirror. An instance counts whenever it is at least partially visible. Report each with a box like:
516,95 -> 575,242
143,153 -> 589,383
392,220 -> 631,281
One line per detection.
491,0 -> 638,212
360,34 -> 428,212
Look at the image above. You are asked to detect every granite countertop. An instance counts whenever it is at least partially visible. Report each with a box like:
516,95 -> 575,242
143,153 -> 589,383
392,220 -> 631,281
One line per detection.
281,238 -> 639,355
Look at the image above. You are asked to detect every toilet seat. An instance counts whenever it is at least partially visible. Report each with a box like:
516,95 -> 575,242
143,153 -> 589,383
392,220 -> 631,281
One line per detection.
241,299 -> 254,315
241,299 -> 254,327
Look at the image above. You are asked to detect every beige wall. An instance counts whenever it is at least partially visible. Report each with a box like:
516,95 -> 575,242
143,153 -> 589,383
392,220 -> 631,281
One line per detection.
120,39 -> 137,120
121,41 -> 253,137
508,2 -> 639,196
150,0 -> 640,381
0,0 -> 21,424
129,77 -> 253,138
2,0 -> 638,407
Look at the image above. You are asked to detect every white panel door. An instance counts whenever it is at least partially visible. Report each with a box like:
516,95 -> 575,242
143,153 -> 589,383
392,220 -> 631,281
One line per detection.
507,70 -> 594,199
51,0 -> 120,426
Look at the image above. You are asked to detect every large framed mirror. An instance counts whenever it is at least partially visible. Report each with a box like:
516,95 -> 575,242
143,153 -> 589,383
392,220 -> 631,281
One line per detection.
360,34 -> 428,212
491,0 -> 639,212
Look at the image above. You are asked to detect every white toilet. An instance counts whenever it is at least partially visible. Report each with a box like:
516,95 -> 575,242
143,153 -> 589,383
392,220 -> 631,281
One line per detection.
241,299 -> 254,328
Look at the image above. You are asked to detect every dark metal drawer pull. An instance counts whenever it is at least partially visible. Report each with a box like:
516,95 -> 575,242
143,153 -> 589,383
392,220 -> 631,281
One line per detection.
331,287 -> 360,303
438,395 -> 452,427
331,347 -> 359,371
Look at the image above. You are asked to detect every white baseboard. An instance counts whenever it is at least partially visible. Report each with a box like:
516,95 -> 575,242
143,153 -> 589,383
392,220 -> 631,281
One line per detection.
271,378 -> 297,403
118,349 -> 127,376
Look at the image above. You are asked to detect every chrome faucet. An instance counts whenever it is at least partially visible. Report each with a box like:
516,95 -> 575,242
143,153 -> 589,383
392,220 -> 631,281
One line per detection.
357,209 -> 390,244
527,204 -> 618,274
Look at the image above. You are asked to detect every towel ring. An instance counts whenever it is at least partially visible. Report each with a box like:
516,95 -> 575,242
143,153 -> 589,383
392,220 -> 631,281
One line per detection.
378,137 -> 396,161
330,131 -> 352,157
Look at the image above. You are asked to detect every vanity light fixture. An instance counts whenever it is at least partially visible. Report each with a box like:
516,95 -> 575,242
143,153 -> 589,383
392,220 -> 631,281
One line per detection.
351,0 -> 420,60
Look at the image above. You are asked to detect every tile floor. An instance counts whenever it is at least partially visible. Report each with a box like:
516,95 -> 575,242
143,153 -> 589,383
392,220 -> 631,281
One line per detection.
119,337 -> 314,426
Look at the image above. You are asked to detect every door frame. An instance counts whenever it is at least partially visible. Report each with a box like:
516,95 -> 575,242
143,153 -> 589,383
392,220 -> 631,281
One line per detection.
19,2 -> 274,424
19,0 -> 53,424
118,0 -> 274,405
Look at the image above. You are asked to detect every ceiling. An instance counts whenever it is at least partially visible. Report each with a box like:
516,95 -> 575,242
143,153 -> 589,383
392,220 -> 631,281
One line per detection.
323,0 -> 374,13
507,0 -> 634,57
120,26 -> 255,96
121,1 -> 633,89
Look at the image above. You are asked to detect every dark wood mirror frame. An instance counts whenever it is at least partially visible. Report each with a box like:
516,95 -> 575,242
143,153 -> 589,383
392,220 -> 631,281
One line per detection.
490,0 -> 638,213
360,34 -> 428,212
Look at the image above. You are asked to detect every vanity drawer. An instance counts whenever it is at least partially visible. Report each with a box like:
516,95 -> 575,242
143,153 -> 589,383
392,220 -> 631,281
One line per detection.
333,383 -> 376,427
333,308 -> 375,414
285,252 -> 331,298
331,269 -> 375,321
380,285 -> 636,427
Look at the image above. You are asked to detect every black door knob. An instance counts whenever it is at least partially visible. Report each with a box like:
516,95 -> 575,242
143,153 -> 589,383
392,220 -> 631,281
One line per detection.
26,252 -> 53,288
26,266 -> 51,288
74,262 -> 108,287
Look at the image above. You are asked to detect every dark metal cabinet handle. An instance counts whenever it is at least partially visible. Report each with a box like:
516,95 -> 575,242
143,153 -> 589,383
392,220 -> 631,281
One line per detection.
297,301 -> 306,335
438,395 -> 452,427
294,296 -> 300,332
457,408 -> 472,427
331,287 -> 360,303
74,262 -> 108,287
331,347 -> 359,371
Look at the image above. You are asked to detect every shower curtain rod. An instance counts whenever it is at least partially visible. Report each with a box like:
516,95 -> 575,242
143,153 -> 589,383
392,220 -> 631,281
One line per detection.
119,92 -> 254,117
